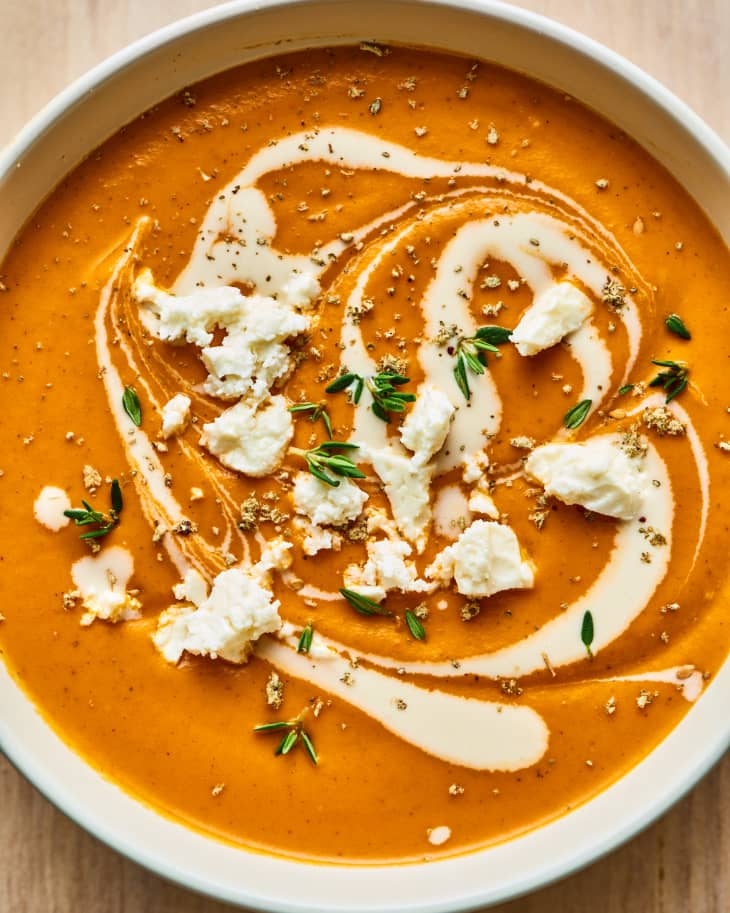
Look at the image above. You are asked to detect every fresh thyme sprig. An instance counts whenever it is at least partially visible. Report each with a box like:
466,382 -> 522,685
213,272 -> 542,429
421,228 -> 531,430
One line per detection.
453,325 -> 511,400
290,441 -> 365,488
367,372 -> 416,422
405,609 -> 426,641
581,610 -> 595,659
339,587 -> 393,617
122,386 -> 142,427
253,717 -> 318,765
64,479 -> 123,540
563,398 -> 593,430
288,401 -> 333,438
297,622 -> 314,654
665,314 -> 691,340
649,359 -> 689,403
326,371 -> 415,423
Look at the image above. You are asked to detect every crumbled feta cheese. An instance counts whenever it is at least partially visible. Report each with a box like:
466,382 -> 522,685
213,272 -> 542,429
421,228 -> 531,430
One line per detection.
71,546 -> 142,626
154,544 -> 290,663
400,384 -> 455,466
293,517 -> 342,555
462,451 -> 489,484
525,435 -> 648,520
173,568 -> 208,606
510,281 -> 593,356
292,471 -> 368,526
344,534 -> 432,602
161,393 -> 191,438
201,301 -> 308,401
134,270 -> 313,403
202,395 -> 293,477
33,485 -> 71,531
366,446 -> 434,552
467,486 -> 499,518
426,520 -> 534,598
134,269 -> 247,347
256,536 -> 293,576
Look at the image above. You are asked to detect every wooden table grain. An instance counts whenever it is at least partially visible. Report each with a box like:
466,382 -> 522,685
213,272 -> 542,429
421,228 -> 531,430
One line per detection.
1,1 -> 728,911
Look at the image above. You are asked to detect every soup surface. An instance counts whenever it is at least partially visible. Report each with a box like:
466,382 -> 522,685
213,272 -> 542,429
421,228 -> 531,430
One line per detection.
1,44 -> 729,863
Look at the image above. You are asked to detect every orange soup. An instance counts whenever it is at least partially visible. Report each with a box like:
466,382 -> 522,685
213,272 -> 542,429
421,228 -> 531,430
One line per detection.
1,44 -> 729,862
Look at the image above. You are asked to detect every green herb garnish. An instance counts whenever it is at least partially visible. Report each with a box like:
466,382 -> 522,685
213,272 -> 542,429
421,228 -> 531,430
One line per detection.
367,372 -> 416,422
326,371 -> 415,423
290,441 -> 365,488
618,384 -> 634,396
581,610 -> 595,658
254,717 -> 318,765
649,359 -> 689,403
665,314 -> 691,340
453,326 -> 511,400
288,401 -> 333,438
405,609 -> 426,641
64,479 -> 123,541
339,588 -> 393,617
122,386 -> 142,427
326,372 -> 364,401
563,399 -> 593,429
297,622 -> 314,654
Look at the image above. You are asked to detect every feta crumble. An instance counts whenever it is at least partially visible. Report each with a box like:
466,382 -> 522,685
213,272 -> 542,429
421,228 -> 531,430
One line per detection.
292,471 -> 368,526
134,270 -> 248,347
400,384 -> 455,466
202,395 -> 293,477
426,520 -> 534,598
134,270 -> 315,403
154,539 -> 291,664
200,299 -> 308,401
161,393 -> 191,438
525,435 -> 648,520
510,281 -> 593,356
293,517 -> 342,556
344,532 -> 433,603
366,445 -> 434,552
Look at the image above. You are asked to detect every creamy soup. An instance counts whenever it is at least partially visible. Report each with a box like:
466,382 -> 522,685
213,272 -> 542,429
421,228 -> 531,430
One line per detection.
1,44 -> 729,863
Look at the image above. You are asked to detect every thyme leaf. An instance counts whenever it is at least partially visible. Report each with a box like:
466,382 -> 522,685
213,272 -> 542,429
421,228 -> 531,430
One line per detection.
297,622 -> 314,654
326,371 -> 415,423
618,384 -> 634,396
405,609 -> 426,641
276,729 -> 299,755
325,372 -> 359,393
253,721 -> 292,733
665,314 -> 691,340
339,587 -> 393,617
581,610 -> 595,658
288,401 -> 333,438
110,479 -> 123,514
63,479 -> 123,541
300,729 -> 318,765
122,386 -> 142,426
254,717 -> 318,765
649,359 -> 689,403
291,441 -> 365,487
564,399 -> 592,429
452,325 -> 510,400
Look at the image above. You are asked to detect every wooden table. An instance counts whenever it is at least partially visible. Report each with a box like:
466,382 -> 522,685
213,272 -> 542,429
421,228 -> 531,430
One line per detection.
1,1 -> 728,910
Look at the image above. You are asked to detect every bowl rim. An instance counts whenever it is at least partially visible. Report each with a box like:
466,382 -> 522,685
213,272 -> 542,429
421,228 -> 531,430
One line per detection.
1,1 -> 728,911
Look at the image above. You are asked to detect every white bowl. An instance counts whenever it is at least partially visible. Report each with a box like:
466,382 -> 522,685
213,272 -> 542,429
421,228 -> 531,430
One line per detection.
1,1 -> 728,910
